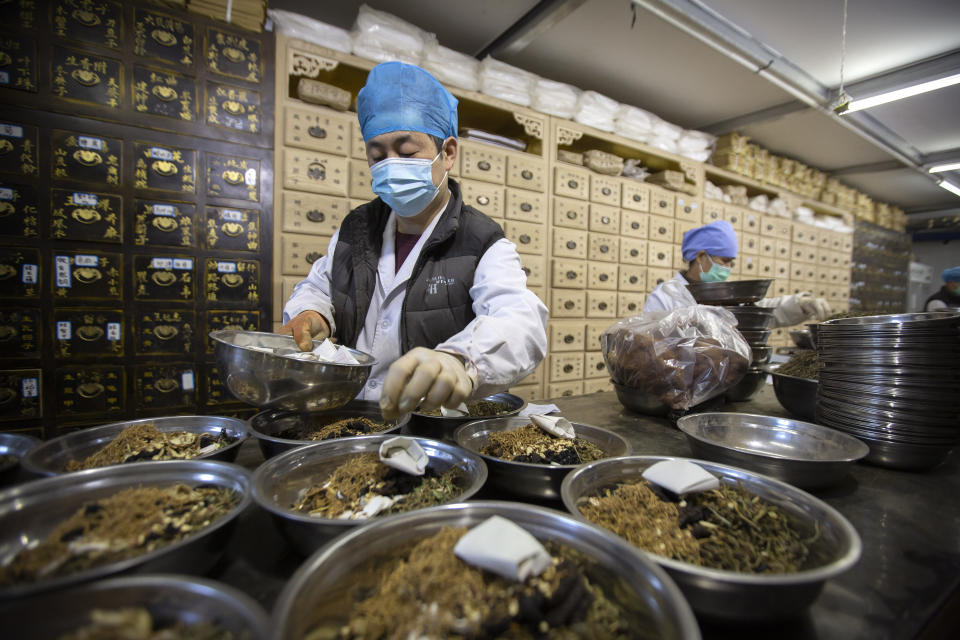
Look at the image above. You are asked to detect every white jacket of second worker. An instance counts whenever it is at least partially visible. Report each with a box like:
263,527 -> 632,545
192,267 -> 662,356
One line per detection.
642,271 -> 811,327
282,209 -> 549,401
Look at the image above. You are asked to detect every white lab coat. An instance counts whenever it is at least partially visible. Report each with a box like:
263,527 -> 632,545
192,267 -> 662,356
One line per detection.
283,207 -> 548,401
643,271 -> 809,327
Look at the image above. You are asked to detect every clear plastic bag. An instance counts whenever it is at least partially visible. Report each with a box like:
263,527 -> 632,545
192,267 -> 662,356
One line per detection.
532,78 -> 580,118
601,282 -> 751,409
267,9 -> 352,54
352,4 -> 436,60
573,91 -> 619,132
421,41 -> 480,92
478,57 -> 536,106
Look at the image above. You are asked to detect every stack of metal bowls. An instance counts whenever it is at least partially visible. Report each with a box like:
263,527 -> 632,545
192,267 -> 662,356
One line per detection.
815,311 -> 960,470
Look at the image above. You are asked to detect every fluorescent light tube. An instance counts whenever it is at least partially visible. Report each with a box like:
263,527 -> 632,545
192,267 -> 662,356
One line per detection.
929,162 -> 960,173
840,73 -> 960,114
939,180 -> 960,198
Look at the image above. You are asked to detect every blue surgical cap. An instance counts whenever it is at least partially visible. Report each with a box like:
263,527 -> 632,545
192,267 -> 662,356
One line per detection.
357,62 -> 458,142
681,220 -> 739,261
943,266 -> 960,282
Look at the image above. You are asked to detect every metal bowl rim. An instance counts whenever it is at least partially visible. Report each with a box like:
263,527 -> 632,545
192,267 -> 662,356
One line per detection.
210,329 -> 377,368
0,432 -> 41,457
246,408 -> 403,447
410,392 -> 525,421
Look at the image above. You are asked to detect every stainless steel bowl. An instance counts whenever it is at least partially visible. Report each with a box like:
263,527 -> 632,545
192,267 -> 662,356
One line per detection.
210,330 -> 375,412
767,365 -> 819,422
248,400 -> 403,458
612,380 -> 670,416
676,413 -> 869,489
406,392 -> 524,441
0,432 -> 40,487
686,279 -> 774,305
0,574 -> 270,639
271,501 -> 701,640
750,345 -> 773,365
723,367 -> 767,402
0,460 -> 251,599
721,306 -> 777,330
738,329 -> 772,345
789,329 -> 816,350
22,416 -> 248,476
453,416 -> 631,499
251,435 -> 488,556
561,456 -> 862,620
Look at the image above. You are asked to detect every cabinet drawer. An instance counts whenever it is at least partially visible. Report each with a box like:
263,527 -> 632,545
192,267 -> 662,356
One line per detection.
800,263 -> 818,282
547,381 -> 583,398
618,265 -> 647,292
519,255 -> 545,287
818,232 -> 833,249
742,211 -> 761,234
590,174 -> 621,206
617,292 -> 645,317
647,240 -> 673,268
673,220 -> 698,245
505,188 -> 546,223
350,122 -> 366,160
588,204 -> 620,233
760,215 -> 780,238
702,200 -> 724,224
528,285 -> 546,305
586,290 -> 617,318
792,224 -> 814,245
818,269 -> 832,284
461,179 -> 504,218
460,141 -> 506,184
741,233 -> 760,255
588,232 -> 619,263
648,215 -> 675,243
647,267 -> 674,288
586,320 -> 609,351
549,353 -> 584,382
773,218 -> 792,239
673,252 -> 688,271
841,235 -> 853,252
552,196 -> 589,229
281,234 -> 330,275
774,260 -> 791,279
584,352 -> 608,379
551,258 -> 586,289
739,255 -> 758,279
551,228 -> 587,259
281,191 -> 349,236
280,275 -> 302,307
619,237 -> 648,266
583,378 -> 613,393
675,196 -> 702,223
510,382 -> 542,402
282,149 -> 347,196
773,280 -> 789,297
756,258 -> 775,279
759,237 -> 776,258
621,181 -> 650,211
551,289 -> 585,317
506,155 -> 545,192
588,262 -> 618,290
648,186 -> 675,217
548,320 -> 586,352
522,364 -> 543,385
553,165 -> 589,200
284,106 -> 352,155
774,238 -> 791,260
347,161 -> 375,200
723,205 -> 744,229
620,210 -> 648,238
503,220 -> 544,255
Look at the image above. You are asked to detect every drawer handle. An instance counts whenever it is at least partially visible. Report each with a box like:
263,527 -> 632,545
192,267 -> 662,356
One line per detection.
567,179 -> 578,189
628,303 -> 637,311
599,245 -> 608,253
306,209 -> 325,223
563,390 -> 573,396
656,278 -> 665,285
630,249 -> 639,257
477,195 -> 490,206
598,302 -> 607,310
656,252 -> 664,260
629,276 -> 638,284
305,251 -> 323,263
658,226 -> 667,235
519,234 -> 531,244
599,273 -> 608,281
564,300 -> 575,310
632,194 -> 642,202
566,270 -> 577,280
566,240 -> 577,250
730,216 -> 739,223
307,162 -> 326,181
631,222 -> 640,230
520,202 -> 532,212
477,160 -> 491,171
563,364 -> 574,373
307,126 -> 327,139
563,335 -> 574,344
601,216 -> 610,225
596,362 -> 605,371
522,267 -> 531,276
566,210 -> 577,220
601,187 -> 611,196
521,169 -> 534,180
683,205 -> 692,213
659,200 -> 667,208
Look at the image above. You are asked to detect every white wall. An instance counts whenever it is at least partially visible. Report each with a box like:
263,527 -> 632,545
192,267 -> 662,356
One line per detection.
910,238 -> 960,311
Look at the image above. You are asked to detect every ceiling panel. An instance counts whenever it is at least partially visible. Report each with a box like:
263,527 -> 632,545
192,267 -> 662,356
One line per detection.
840,169 -> 955,211
865,84 -> 960,155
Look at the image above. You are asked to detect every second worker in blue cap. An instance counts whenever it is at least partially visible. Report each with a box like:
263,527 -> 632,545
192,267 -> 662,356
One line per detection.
281,62 -> 548,420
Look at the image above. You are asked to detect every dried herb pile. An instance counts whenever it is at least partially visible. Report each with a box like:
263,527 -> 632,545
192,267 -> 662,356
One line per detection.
66,424 -> 234,471
59,607 -> 237,640
277,417 -> 389,441
292,453 -> 463,519
580,480 -> 815,573
777,351 -> 821,380
0,484 -> 239,586
481,424 -> 605,465
420,400 -> 512,417
313,527 -> 636,639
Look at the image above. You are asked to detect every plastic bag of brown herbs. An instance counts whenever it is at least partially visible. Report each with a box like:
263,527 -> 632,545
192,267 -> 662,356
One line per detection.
579,478 -> 817,574
66,424 -> 235,471
0,484 -> 239,586
480,424 -> 605,466
292,453 -> 465,520
304,527 -> 648,639
58,607 -> 238,640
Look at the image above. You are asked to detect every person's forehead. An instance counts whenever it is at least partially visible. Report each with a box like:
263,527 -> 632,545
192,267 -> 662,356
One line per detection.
365,130 -> 432,147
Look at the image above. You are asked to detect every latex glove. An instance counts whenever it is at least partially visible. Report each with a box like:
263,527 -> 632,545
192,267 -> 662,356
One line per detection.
380,348 -> 475,421
278,310 -> 331,352
797,292 -> 832,322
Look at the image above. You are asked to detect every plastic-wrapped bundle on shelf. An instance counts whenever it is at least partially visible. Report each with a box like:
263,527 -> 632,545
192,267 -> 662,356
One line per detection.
268,9 -> 352,54
677,129 -> 716,161
351,4 -> 435,65
531,78 -> 580,118
574,91 -> 619,132
651,117 -> 683,141
647,136 -> 679,154
421,41 -> 480,92
478,57 -> 536,106
613,105 -> 656,142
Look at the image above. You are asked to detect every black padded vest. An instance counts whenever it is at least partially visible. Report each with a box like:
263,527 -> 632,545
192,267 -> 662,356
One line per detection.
328,179 -> 505,351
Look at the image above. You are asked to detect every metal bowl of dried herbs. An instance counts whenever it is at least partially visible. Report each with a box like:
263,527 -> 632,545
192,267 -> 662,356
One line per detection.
249,400 -> 403,459
0,574 -> 270,639
766,359 -> 820,422
454,417 -> 631,500
406,392 -> 524,441
272,501 -> 702,640
0,432 -> 40,487
21,416 -> 248,477
561,456 -> 862,620
0,460 -> 250,599
251,435 -> 488,556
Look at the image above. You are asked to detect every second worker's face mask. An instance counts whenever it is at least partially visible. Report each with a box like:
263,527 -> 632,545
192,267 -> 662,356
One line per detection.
700,255 -> 732,283
369,148 -> 446,217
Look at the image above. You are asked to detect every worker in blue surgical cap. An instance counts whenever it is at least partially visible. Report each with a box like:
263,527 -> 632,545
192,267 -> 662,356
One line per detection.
281,62 -> 547,420
924,266 -> 960,311
643,220 -> 832,326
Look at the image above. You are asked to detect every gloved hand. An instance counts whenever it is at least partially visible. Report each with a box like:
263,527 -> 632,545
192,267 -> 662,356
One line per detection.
380,348 -> 475,421
796,292 -> 832,321
279,310 -> 331,352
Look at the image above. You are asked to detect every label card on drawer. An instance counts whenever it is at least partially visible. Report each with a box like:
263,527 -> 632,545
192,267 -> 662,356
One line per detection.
461,179 -> 504,218
56,365 -> 124,417
619,238 -> 648,266
54,309 -> 124,359
551,259 -> 585,289
284,105 -> 350,154
0,369 -> 42,421
0,309 -> 41,359
551,196 -> 588,230
588,263 -> 617,290
504,220 -> 543,255
506,154 -> 545,191
618,265 -> 647,292
588,232 -> 618,263
205,258 -> 259,303
505,189 -> 545,223
206,153 -> 259,202
205,206 -> 259,252
283,149 -> 347,196
586,291 -> 616,318
551,289 -> 585,318
136,309 -> 194,355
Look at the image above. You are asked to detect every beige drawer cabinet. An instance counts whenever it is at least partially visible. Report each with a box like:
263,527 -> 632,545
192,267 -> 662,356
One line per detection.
551,289 -> 586,317
510,382 -> 543,403
739,255 -> 758,279
279,275 -> 302,308
617,292 -> 644,317
547,381 -> 583,398
723,205 -> 744,229
585,320 -> 609,351
759,237 -> 776,258
590,174 -> 621,206
549,352 -> 584,383
741,233 -> 760,255
552,196 -> 589,230
775,239 -> 792,260
519,255 -> 545,287
503,220 -> 544,255
583,378 -> 613,394
647,241 -> 673,268
619,237 -> 648,266
589,204 -> 620,233
702,199 -> 724,224
620,210 -> 649,238
584,351 -> 608,379
675,196 -> 701,223
281,191 -> 349,236
588,232 -> 619,263
350,121 -> 366,161
551,228 -> 588,259
505,189 -> 546,224
648,215 -> 675,243
621,181 -> 650,212
673,220 -> 698,244
282,149 -> 347,196
506,154 -> 545,192
461,179 -> 504,219
775,260 -> 791,280
648,186 -> 676,217
647,267 -> 673,288
742,211 -> 761,234
548,320 -> 586,352
554,165 -> 590,200
281,235 -> 330,276
348,161 -> 375,200
551,258 -> 586,289
756,258 -> 775,279
459,141 -> 506,184
588,262 -> 618,290
586,290 -> 617,318
284,106 -> 352,155
618,265 -> 647,292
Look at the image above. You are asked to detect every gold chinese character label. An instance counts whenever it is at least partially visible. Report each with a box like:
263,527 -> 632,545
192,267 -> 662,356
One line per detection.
133,7 -> 193,67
